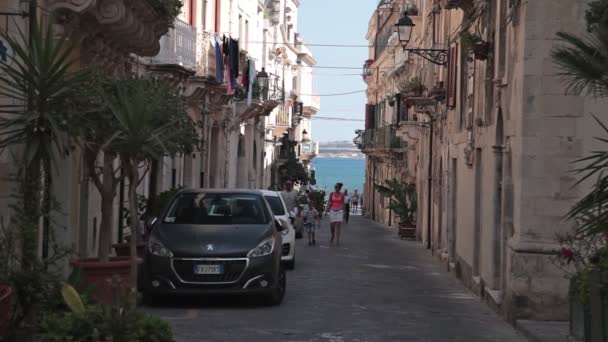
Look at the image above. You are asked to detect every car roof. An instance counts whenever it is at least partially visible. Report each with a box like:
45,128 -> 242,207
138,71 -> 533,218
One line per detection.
178,189 -> 265,196
260,189 -> 282,197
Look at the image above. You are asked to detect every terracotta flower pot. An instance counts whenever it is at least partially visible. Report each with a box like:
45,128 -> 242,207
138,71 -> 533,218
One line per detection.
398,222 -> 417,239
112,242 -> 146,257
71,257 -> 142,305
0,285 -> 13,340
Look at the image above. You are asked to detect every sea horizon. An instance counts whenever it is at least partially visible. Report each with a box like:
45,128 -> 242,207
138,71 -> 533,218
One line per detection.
311,157 -> 366,195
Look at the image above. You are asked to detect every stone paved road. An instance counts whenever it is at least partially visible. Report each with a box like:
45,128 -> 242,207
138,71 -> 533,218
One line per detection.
145,215 -> 525,342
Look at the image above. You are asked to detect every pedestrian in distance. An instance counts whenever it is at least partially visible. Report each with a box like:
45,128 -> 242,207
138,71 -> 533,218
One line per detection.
352,189 -> 360,213
302,203 -> 318,246
325,182 -> 345,245
343,189 -> 350,224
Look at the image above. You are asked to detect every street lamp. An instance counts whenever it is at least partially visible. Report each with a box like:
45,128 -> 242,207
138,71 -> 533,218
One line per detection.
395,12 -> 414,46
395,12 -> 449,66
257,68 -> 269,100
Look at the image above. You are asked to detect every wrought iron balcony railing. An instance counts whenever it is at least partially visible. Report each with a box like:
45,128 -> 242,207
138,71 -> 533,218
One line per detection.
361,125 -> 403,151
252,73 -> 284,103
150,18 -> 197,71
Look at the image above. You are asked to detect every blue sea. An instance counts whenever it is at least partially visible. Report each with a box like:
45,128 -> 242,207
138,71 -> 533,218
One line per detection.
311,158 -> 366,194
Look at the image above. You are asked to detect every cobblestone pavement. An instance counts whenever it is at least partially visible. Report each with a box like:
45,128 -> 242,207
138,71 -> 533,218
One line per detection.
145,215 -> 525,342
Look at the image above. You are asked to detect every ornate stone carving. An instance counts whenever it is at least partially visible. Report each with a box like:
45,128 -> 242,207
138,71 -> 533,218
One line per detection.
49,0 -> 167,57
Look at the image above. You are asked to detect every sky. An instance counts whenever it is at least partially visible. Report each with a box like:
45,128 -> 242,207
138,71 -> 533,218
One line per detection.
298,0 -> 377,143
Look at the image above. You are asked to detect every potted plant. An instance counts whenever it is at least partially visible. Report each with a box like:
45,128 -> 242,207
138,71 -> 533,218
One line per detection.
460,31 -> 491,60
71,77 -> 197,305
375,179 -> 417,239
406,2 -> 419,15
401,77 -> 427,97
37,284 -> 175,341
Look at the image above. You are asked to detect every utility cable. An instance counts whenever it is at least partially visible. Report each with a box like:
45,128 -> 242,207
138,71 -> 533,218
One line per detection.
299,90 -> 366,97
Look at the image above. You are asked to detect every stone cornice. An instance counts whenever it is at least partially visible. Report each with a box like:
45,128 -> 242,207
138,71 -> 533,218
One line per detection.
49,0 -> 169,56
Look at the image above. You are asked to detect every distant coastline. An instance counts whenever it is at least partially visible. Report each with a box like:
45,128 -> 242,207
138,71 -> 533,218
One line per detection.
318,140 -> 363,159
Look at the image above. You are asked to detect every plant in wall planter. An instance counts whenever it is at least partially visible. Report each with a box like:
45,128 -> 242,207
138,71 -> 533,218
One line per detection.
401,77 -> 427,97
406,3 -> 419,15
460,31 -> 491,60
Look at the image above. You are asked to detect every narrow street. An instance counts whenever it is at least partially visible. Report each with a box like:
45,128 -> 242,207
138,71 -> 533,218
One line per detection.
145,215 -> 525,342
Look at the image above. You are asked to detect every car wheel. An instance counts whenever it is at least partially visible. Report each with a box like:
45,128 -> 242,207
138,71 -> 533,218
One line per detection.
285,258 -> 295,270
265,268 -> 286,306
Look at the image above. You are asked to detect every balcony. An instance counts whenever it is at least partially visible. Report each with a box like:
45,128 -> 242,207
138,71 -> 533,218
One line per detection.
274,106 -> 291,127
360,125 -> 404,154
149,19 -> 197,71
49,0 -> 170,58
302,95 -> 320,116
252,73 -> 285,103
300,141 -> 318,161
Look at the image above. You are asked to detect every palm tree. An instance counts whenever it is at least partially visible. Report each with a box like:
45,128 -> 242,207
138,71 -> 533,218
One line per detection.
0,21 -> 90,263
102,77 -> 197,301
552,3 -> 608,236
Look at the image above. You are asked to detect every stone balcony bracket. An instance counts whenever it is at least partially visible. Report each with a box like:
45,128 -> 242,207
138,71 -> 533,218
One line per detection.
50,0 -> 170,57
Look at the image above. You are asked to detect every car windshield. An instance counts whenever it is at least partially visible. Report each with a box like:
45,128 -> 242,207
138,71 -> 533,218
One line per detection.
264,196 -> 286,216
163,193 -> 269,225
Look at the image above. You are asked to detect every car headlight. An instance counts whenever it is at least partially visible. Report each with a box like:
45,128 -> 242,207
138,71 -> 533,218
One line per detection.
148,236 -> 173,257
248,239 -> 275,258
281,229 -> 289,237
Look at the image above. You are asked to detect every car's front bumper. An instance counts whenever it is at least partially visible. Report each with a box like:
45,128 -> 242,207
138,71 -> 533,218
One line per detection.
143,253 -> 279,295
280,231 -> 295,262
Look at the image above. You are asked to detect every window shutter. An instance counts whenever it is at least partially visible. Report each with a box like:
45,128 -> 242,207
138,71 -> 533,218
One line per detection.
447,45 -> 458,108
365,104 -> 376,130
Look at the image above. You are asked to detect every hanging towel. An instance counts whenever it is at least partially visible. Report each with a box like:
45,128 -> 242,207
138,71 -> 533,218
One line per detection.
226,62 -> 235,95
230,39 -> 240,81
247,59 -> 256,105
215,38 -> 223,82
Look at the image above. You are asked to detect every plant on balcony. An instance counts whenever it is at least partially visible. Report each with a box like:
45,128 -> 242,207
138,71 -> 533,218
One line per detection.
147,0 -> 184,26
375,179 -> 417,238
400,77 -> 427,97
459,31 -> 490,60
406,2 -> 419,15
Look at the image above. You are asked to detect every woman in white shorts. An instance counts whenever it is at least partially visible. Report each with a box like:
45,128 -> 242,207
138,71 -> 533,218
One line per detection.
325,183 -> 345,245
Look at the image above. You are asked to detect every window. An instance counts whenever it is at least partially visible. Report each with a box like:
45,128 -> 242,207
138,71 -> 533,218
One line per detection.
164,193 -> 269,225
265,196 -> 286,216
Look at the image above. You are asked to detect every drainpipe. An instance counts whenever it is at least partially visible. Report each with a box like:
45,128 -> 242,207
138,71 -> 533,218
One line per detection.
426,119 -> 433,250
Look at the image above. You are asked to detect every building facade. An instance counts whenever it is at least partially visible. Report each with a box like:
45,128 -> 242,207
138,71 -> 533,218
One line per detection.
360,0 -> 599,321
0,0 -> 317,263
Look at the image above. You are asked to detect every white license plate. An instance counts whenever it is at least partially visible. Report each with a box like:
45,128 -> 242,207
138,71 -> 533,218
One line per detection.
194,264 -> 223,275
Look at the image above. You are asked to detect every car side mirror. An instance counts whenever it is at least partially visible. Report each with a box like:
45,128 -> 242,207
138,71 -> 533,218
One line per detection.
275,218 -> 287,232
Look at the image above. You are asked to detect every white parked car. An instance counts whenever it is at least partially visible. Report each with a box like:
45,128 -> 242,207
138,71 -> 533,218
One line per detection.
261,190 -> 296,270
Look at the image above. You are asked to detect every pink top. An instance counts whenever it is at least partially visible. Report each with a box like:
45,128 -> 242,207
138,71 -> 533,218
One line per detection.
329,192 -> 345,210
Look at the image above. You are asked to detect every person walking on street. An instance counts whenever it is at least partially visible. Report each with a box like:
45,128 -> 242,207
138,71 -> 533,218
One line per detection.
280,180 -> 300,230
352,190 -> 360,213
325,183 -> 345,245
343,189 -> 351,224
302,203 -> 318,246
